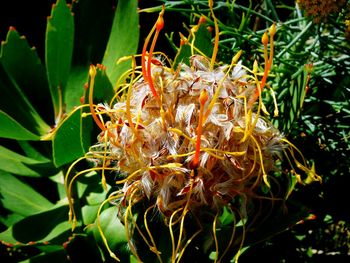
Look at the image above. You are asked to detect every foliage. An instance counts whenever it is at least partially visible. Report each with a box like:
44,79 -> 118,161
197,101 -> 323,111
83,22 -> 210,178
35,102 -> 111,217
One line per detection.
0,0 -> 349,262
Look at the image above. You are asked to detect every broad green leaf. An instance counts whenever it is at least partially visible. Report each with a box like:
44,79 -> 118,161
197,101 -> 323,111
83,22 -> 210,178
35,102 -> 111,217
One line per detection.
0,171 -> 53,216
82,205 -> 100,225
52,108 -> 86,167
0,240 -> 64,262
20,248 -> 68,263
65,65 -> 113,112
0,224 -> 17,243
0,28 -> 53,125
18,141 -> 52,163
54,65 -> 113,167
0,205 -> 71,244
0,110 -> 39,140
71,0 -> 114,65
76,173 -> 106,225
0,213 -> 24,227
219,206 -> 235,225
0,145 -> 51,177
0,62 -> 49,137
130,255 -> 139,263
90,65 -> 114,102
85,187 -> 106,206
0,144 -> 50,164
0,242 -> 61,263
174,21 -> 213,67
102,0 -> 139,86
46,0 -> 74,119
65,66 -> 88,113
194,21 -> 214,58
49,171 -> 67,200
64,0 -> 115,112
93,206 -> 127,250
174,44 -> 192,67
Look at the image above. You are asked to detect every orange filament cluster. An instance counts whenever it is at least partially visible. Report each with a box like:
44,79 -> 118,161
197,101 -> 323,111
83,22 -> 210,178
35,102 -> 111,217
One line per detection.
141,5 -> 165,100
191,89 -> 209,170
249,23 -> 276,106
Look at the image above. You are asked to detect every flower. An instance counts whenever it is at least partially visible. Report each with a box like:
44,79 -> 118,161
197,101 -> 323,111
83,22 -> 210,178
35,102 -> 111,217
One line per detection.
66,6 -> 321,262
94,53 -> 286,214
297,0 -> 347,23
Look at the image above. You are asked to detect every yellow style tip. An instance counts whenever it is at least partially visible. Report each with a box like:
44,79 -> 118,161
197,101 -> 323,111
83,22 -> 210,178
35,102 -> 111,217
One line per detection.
262,31 -> 269,45
269,23 -> 276,36
89,65 -> 97,77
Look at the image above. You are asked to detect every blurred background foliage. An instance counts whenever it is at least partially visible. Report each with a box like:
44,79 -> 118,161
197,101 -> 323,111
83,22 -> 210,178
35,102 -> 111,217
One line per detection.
0,0 -> 349,262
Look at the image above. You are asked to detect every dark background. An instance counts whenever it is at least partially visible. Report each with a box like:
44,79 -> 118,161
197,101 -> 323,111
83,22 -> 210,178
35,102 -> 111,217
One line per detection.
0,1 -> 55,60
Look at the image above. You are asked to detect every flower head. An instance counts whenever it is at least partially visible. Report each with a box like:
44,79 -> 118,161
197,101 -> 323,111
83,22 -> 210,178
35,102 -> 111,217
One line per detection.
298,0 -> 347,23
66,6 -> 321,262
94,54 -> 285,215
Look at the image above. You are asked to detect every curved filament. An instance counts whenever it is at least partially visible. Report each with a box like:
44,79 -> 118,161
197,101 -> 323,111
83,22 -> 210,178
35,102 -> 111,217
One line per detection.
141,5 -> 165,99
192,89 -> 209,169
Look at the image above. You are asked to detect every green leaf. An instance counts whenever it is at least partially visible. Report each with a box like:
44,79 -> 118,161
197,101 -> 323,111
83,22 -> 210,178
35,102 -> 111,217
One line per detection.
52,108 -> 88,167
46,0 -> 74,119
102,0 -> 139,85
76,173 -> 106,225
93,206 -> 127,251
53,66 -> 112,167
65,66 -> 88,113
0,62 -> 48,137
65,65 -> 114,112
286,172 -> 298,199
0,205 -> 71,244
130,254 -> 139,263
0,171 -> 53,216
0,110 -> 39,140
49,171 -> 67,201
0,242 -> 61,263
20,249 -> 69,263
194,22 -> 214,57
0,213 -> 24,227
174,22 -> 213,67
219,206 -> 235,225
0,145 -> 50,177
71,0 -> 114,65
18,141 -> 52,163
0,27 -> 53,125
90,65 -> 114,102
82,205 -> 100,226
64,0 -> 116,112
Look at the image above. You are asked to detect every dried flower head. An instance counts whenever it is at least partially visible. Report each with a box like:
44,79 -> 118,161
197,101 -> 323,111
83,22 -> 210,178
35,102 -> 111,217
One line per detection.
298,0 -> 347,23
66,5 -> 321,262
